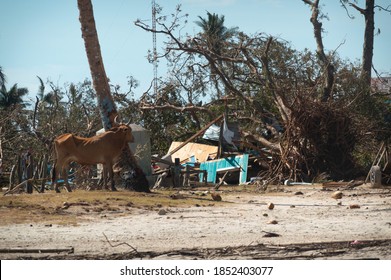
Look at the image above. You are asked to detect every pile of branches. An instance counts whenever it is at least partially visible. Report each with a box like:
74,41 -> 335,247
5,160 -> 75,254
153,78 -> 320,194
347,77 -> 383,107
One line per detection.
259,97 -> 360,183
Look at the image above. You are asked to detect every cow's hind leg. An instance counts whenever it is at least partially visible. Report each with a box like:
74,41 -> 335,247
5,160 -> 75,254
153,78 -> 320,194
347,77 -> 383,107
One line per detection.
52,163 -> 61,193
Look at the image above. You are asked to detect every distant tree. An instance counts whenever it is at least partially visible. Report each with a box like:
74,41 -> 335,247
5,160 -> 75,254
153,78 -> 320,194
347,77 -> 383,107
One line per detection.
0,66 -> 6,87
0,83 -> 29,110
340,0 -> 391,87
36,76 -> 57,106
0,81 -> 30,174
0,66 -> 6,166
302,0 -> 335,101
195,11 -> 238,99
195,11 -> 238,56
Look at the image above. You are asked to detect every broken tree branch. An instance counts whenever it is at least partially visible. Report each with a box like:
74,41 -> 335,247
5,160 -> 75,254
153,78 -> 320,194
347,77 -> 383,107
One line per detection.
103,232 -> 139,255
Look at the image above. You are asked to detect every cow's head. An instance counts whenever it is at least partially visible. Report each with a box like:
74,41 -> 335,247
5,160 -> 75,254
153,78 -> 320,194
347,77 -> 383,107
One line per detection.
122,125 -> 134,143
113,116 -> 134,143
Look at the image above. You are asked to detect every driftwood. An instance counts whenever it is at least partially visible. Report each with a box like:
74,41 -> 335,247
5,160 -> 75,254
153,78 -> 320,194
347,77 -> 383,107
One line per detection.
16,239 -> 391,260
214,171 -> 228,190
0,247 -> 74,254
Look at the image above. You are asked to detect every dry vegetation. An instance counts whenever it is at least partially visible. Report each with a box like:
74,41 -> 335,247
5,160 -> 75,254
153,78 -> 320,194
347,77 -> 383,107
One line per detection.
0,188 -> 230,226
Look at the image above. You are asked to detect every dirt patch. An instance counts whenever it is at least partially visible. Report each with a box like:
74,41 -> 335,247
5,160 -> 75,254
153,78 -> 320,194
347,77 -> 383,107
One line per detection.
0,184 -> 390,259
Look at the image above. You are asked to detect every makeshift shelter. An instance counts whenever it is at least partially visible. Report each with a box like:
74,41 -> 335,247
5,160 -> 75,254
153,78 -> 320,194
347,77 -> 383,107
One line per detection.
152,114 -> 266,187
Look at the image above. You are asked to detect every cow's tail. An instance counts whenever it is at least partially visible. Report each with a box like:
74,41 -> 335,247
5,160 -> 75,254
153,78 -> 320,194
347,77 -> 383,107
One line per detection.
51,143 -> 58,184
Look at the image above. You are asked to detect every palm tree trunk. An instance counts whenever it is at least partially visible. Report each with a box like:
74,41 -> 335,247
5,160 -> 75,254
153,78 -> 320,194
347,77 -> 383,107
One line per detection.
77,0 -> 117,130
77,0 -> 150,192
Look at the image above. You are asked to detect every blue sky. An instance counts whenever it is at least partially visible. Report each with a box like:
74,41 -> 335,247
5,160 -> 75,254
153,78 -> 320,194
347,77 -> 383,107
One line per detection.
1,0 -> 390,102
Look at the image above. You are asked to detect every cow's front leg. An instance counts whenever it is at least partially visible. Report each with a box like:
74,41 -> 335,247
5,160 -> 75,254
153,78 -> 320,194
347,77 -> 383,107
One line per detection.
101,165 -> 107,190
108,165 -> 117,191
51,163 -> 61,193
54,183 -> 61,193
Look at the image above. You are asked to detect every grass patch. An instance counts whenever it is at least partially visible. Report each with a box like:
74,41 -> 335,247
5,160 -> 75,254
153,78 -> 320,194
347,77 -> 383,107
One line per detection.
0,189 -> 228,226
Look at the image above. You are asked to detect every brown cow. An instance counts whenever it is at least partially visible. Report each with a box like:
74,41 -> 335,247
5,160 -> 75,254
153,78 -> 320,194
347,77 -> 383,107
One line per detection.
52,122 -> 134,193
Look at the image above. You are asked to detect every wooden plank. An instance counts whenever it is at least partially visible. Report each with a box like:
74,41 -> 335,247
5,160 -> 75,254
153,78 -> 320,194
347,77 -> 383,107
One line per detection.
167,142 -> 218,163
166,114 -> 223,157
151,155 -> 177,167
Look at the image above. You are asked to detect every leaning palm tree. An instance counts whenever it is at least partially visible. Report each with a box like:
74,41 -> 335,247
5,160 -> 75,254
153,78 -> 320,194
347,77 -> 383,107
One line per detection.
195,12 -> 238,98
76,0 -> 149,192
77,0 -> 118,130
36,76 -> 57,106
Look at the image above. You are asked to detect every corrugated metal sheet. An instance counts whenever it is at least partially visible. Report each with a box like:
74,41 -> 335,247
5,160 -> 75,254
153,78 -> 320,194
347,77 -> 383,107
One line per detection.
202,122 -> 241,142
202,124 -> 220,141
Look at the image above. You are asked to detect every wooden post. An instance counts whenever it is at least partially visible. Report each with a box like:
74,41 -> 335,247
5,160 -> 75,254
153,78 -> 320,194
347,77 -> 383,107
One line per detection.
172,158 -> 181,188
183,164 -> 190,187
26,154 -> 34,194
9,164 -> 16,190
217,121 -> 224,159
0,127 -> 3,160
40,155 -> 48,193
17,156 -> 22,184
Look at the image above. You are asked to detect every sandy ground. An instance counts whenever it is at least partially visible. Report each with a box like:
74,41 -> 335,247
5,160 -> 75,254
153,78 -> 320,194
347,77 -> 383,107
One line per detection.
1,184 -> 391,259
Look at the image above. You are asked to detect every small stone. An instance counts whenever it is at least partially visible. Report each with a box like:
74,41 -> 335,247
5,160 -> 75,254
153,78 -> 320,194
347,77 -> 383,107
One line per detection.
158,209 -> 167,215
262,232 -> 280,238
294,191 -> 304,195
331,191 -> 343,199
170,193 -> 184,199
263,213 -> 269,217
349,204 -> 360,209
267,202 -> 275,210
211,193 -> 222,201
62,202 -> 70,209
267,220 -> 278,224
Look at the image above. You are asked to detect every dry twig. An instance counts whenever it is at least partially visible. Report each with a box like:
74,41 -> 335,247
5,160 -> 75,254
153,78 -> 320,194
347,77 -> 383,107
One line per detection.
102,232 -> 139,256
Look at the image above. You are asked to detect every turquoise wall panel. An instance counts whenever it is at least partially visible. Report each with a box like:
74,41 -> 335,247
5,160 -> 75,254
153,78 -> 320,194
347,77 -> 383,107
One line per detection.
199,154 -> 249,184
